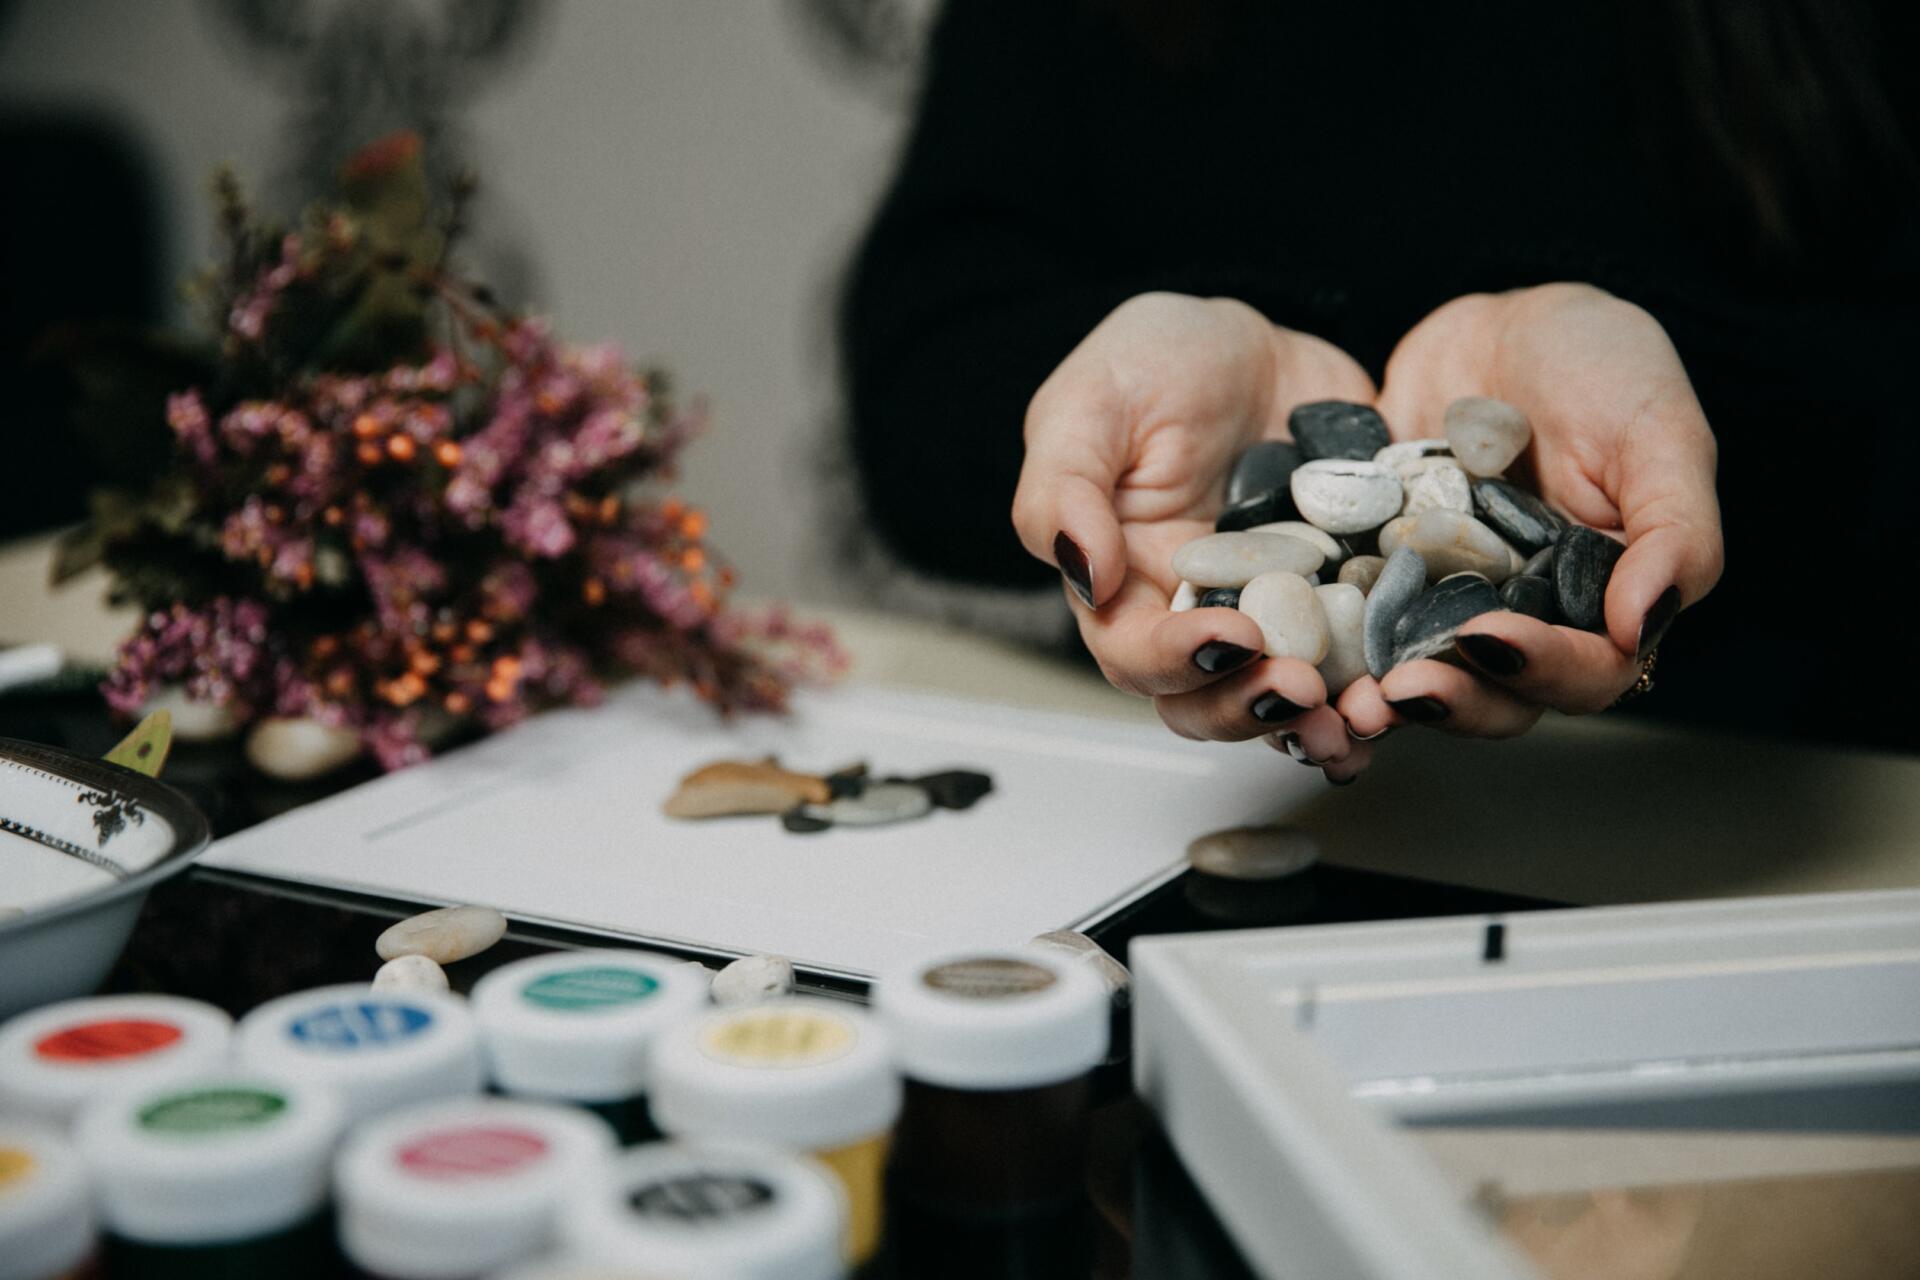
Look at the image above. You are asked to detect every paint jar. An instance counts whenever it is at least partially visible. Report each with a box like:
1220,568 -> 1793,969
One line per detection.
560,1141 -> 845,1280
334,1097 -> 616,1280
873,948 -> 1108,1215
0,995 -> 233,1127
0,1121 -> 97,1280
74,1072 -> 343,1280
471,949 -> 708,1143
234,984 -> 481,1123
649,998 -> 897,1265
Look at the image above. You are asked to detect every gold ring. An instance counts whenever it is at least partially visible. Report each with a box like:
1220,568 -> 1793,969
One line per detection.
1611,647 -> 1658,708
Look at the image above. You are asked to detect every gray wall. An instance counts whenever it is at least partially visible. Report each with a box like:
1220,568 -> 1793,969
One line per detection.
0,1 -> 922,607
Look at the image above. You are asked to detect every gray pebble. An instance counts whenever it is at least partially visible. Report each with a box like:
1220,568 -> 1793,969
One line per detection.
1374,438 -> 1454,476
1402,460 -> 1473,516
1172,531 -> 1323,588
1289,459 -> 1403,535
802,782 -> 933,827
1391,573 -> 1504,668
1499,574 -> 1557,622
1198,587 -> 1241,609
1314,583 -> 1369,697
1217,489 -> 1299,532
1444,397 -> 1532,477
1472,478 -> 1566,554
1553,527 -> 1625,632
1186,825 -> 1319,880
1363,547 -> 1428,678
1248,521 -> 1344,572
1237,571 -> 1329,663
1337,555 -> 1387,594
1227,440 -> 1304,505
1377,510 -> 1513,583
1288,401 -> 1392,461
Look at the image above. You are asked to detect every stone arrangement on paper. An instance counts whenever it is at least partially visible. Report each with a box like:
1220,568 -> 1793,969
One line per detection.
662,757 -> 994,834
1170,397 -> 1622,694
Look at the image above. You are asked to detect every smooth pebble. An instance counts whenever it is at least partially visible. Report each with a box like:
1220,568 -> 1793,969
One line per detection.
1172,532 -> 1323,588
1521,545 -> 1557,578
1314,583 -> 1369,698
803,782 -> 934,828
244,717 -> 362,781
1029,930 -> 1132,1005
1444,397 -> 1532,477
1186,825 -> 1320,880
1248,521 -> 1345,570
1363,547 -> 1428,678
906,770 -> 995,810
1216,489 -> 1298,532
1171,580 -> 1199,613
372,954 -> 451,995
1237,571 -> 1329,664
1227,440 -> 1304,505
1378,510 -> 1513,583
1289,401 -> 1392,461
1198,587 -> 1241,609
375,904 -> 508,964
1289,459 -> 1402,535
1500,574 -> 1557,621
1402,460 -> 1473,516
1391,573 -> 1503,668
711,954 -> 796,1005
1553,527 -> 1625,632
1337,555 -> 1387,594
1472,478 -> 1566,554
1374,438 -> 1453,476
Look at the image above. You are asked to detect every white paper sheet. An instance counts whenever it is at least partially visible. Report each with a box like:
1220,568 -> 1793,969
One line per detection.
206,683 -> 1318,978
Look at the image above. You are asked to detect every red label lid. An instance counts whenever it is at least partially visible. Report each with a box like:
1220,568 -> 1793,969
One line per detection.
395,1126 -> 550,1179
34,1018 -> 184,1062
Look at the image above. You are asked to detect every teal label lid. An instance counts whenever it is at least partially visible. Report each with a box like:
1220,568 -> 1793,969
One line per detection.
520,966 -> 661,1012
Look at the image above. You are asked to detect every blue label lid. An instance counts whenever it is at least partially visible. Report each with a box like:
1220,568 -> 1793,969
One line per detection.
287,1001 -> 432,1050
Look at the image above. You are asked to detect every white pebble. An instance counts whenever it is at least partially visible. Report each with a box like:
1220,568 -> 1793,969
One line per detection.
244,717 -> 361,781
1029,930 -> 1131,1004
1247,521 -> 1344,566
1444,397 -> 1532,477
1170,580 -> 1200,613
375,904 -> 508,964
1237,571 -> 1329,664
1187,825 -> 1320,880
373,954 -> 451,994
1172,532 -> 1322,588
1374,438 -> 1453,476
1313,583 -> 1369,698
1400,459 -> 1473,516
1289,460 -> 1402,535
1379,510 -> 1513,583
710,954 -> 795,1006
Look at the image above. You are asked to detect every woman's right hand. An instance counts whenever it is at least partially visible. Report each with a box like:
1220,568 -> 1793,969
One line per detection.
1012,293 -> 1380,780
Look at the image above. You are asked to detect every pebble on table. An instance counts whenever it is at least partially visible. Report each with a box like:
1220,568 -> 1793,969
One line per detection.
375,904 -> 508,965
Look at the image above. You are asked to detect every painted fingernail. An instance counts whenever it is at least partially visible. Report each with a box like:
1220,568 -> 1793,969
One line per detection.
1457,634 -> 1525,677
1637,586 -> 1680,661
1348,724 -> 1392,742
1278,733 -> 1311,764
1193,642 -> 1257,675
1054,532 -> 1094,608
1250,692 -> 1309,724
1389,696 -> 1449,723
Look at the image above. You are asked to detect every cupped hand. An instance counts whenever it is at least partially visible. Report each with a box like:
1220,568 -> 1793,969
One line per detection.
1011,292 -> 1378,775
1335,283 -> 1725,741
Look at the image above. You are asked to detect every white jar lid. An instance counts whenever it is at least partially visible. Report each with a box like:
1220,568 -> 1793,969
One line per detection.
471,949 -> 709,1101
0,994 -> 234,1125
560,1141 -> 845,1280
648,998 -> 899,1150
872,947 -> 1108,1089
0,1121 -> 96,1280
74,1072 -> 343,1245
335,1097 -> 617,1280
234,984 -> 481,1123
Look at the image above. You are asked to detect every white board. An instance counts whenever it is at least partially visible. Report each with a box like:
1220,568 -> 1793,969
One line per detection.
206,683 -> 1317,978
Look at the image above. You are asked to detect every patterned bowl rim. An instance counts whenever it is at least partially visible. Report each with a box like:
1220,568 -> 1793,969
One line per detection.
0,736 -> 211,935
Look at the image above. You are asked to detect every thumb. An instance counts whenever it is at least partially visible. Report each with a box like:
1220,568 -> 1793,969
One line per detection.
1604,389 -> 1724,656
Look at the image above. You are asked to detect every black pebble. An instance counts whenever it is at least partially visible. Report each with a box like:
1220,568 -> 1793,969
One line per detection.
1287,401 -> 1392,461
1226,441 -> 1303,506
1499,574 -> 1557,622
1391,574 -> 1502,667
1521,544 -> 1556,578
781,807 -> 833,833
1198,588 -> 1241,609
825,767 -> 868,799
1216,489 -> 1299,531
910,770 -> 995,811
1553,527 -> 1624,632
1472,479 -> 1566,554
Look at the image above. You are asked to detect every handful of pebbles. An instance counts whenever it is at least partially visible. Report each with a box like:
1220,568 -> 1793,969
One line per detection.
1174,397 -> 1623,696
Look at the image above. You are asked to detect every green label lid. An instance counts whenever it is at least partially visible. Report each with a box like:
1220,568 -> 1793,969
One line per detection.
520,966 -> 661,1012
137,1087 -> 288,1134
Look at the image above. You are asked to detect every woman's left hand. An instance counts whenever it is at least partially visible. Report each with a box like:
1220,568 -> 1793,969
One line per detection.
1322,283 -> 1724,758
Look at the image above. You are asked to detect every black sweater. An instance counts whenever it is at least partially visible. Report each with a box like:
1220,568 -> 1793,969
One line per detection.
842,0 -> 1920,747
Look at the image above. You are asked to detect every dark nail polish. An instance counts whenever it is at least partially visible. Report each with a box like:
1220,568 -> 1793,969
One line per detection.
1389,696 -> 1449,723
1637,586 -> 1681,661
1193,642 -> 1257,675
1278,734 -> 1311,764
1348,724 -> 1393,742
1054,532 -> 1094,608
1250,692 -> 1309,724
1457,633 -> 1525,677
